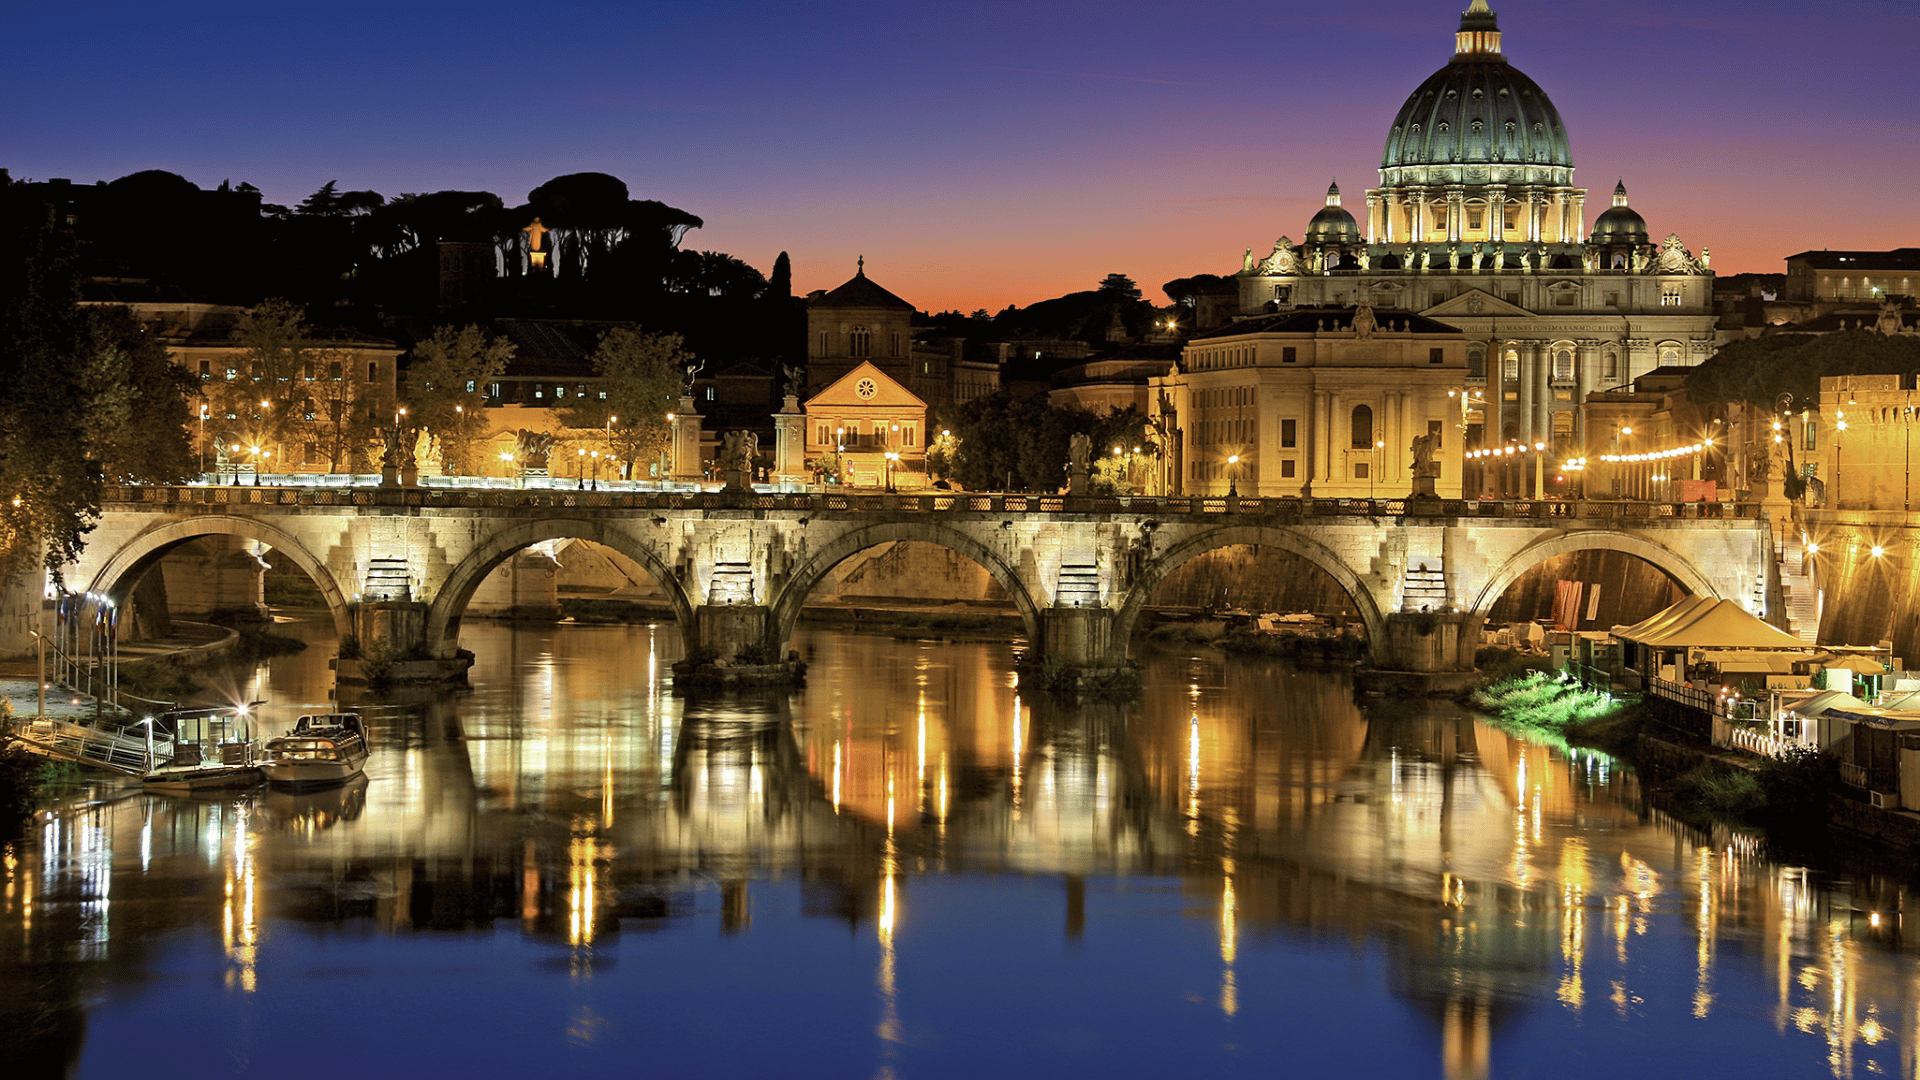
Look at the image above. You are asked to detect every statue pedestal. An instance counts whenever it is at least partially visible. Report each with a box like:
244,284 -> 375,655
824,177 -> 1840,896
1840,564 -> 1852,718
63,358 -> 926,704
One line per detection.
380,466 -> 400,488
1068,465 -> 1089,496
1410,474 -> 1437,498
721,467 -> 752,493
772,397 -> 806,484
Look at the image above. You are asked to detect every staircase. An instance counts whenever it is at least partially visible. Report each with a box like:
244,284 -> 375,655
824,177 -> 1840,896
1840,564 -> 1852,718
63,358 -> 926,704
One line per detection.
1055,563 -> 1101,607
1401,563 -> 1449,611
12,717 -> 167,775
1778,540 -> 1820,644
364,558 -> 412,602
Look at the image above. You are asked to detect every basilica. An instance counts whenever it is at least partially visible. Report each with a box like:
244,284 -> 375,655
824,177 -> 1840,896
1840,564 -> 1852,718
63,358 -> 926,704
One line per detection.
1162,0 -> 1719,498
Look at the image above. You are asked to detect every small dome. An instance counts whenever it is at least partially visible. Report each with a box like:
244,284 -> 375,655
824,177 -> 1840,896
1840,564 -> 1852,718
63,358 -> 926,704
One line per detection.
1306,179 -> 1360,243
1591,181 -> 1647,241
1307,204 -> 1361,244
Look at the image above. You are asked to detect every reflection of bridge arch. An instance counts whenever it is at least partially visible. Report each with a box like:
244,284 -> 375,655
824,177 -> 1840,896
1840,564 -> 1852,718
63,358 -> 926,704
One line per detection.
769,523 -> 1042,652
426,518 -> 696,657
84,515 -> 353,638
1114,525 -> 1388,656
1467,528 -> 1719,619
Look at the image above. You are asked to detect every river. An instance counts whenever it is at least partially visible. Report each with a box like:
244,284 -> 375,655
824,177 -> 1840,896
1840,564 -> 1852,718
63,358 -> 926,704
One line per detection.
4,615 -> 1916,1078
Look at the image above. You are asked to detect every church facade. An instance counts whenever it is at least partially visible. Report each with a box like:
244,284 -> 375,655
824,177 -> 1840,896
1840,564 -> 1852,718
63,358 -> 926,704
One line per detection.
1218,0 -> 1719,461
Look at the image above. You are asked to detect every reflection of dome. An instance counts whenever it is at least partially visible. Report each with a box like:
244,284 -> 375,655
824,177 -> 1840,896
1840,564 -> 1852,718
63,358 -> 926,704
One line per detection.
1305,181 -> 1361,244
1590,180 -> 1648,242
1379,0 -> 1572,176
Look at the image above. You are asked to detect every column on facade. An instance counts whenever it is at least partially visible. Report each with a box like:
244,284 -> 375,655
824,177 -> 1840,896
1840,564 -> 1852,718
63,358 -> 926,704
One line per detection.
1514,342 -> 1534,447
1311,389 -> 1328,493
1383,196 -> 1397,244
1489,188 -> 1507,246
1534,342 -> 1552,451
1570,193 -> 1586,242
1483,340 -> 1503,446
1573,341 -> 1597,449
1446,188 -> 1464,243
1329,392 -> 1345,482
1365,195 -> 1380,245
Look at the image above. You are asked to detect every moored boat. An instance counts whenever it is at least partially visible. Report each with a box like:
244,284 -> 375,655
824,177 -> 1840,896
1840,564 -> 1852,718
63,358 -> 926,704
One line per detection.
142,703 -> 265,793
261,712 -> 369,788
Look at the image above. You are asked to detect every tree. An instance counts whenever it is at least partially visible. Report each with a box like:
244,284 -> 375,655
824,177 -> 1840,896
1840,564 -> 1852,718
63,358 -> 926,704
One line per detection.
0,207 -> 100,582
79,307 -> 196,484
205,299 -> 327,469
555,327 -> 690,479
307,370 -> 379,473
1097,273 -> 1142,301
407,326 -> 513,475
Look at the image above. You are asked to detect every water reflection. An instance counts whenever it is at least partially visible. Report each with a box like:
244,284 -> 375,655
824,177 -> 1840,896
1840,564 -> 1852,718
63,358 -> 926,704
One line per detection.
5,622 -> 1920,1076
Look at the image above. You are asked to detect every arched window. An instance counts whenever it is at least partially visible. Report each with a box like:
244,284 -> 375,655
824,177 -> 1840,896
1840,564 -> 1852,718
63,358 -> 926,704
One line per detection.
1604,350 -> 1620,380
1611,252 -> 1627,270
1553,347 -> 1574,381
1503,349 -> 1519,380
1467,348 -> 1485,378
1351,404 -> 1374,448
849,326 -> 870,358
1658,343 -> 1682,367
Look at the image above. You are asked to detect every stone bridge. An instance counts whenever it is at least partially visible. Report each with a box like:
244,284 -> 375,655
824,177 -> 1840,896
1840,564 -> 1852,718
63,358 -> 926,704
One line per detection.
57,485 -> 1775,678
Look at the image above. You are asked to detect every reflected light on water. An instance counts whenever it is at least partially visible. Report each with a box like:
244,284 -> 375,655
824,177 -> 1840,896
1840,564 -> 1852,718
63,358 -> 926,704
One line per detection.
222,805 -> 257,993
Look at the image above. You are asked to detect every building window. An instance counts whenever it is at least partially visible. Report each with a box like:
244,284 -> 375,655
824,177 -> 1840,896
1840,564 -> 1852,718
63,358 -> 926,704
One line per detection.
1503,350 -> 1519,380
556,386 -> 566,399
890,332 -> 902,357
198,360 -> 211,379
1274,285 -> 1290,303
1351,404 -> 1373,448
1605,291 -> 1620,306
533,384 -> 544,400
1658,344 -> 1681,367
1504,292 -> 1520,306
1604,351 -> 1619,379
818,331 -> 829,356
902,423 -> 917,447
1661,286 -> 1682,306
329,361 -> 343,380
1282,346 -> 1297,363
1281,459 -> 1296,478
303,361 -> 315,380
1467,348 -> 1485,378
1281,418 -> 1297,448
1554,349 -> 1574,380
1430,348 -> 1445,365
1432,292 -> 1446,307
1554,292 -> 1575,306
850,326 -> 871,358
1429,419 -> 1443,450
1802,421 -> 1816,452
489,382 -> 501,398
367,361 -> 378,382
1354,462 -> 1370,479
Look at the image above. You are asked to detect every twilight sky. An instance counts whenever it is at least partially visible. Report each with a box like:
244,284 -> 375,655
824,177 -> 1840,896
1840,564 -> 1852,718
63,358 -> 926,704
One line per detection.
8,0 -> 1917,313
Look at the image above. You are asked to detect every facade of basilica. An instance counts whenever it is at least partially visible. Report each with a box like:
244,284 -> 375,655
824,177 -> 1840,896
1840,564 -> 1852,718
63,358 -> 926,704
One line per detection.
1161,0 -> 1719,497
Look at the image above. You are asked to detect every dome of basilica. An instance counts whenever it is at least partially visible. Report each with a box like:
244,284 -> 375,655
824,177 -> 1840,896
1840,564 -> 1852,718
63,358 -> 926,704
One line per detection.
1378,1 -> 1572,182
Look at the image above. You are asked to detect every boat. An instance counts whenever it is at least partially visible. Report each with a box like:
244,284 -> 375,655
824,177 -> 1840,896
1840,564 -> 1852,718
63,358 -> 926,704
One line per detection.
142,703 -> 266,793
261,712 -> 370,788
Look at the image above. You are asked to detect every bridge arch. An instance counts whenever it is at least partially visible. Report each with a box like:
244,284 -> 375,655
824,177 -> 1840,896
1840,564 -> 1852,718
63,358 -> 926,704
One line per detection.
84,515 -> 354,638
1467,528 -> 1720,619
769,522 -> 1043,653
426,518 -> 697,658
1113,525 -> 1388,656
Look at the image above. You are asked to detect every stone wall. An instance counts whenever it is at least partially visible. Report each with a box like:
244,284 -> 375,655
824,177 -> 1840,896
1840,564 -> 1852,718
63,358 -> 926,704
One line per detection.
808,541 -> 1007,604
1482,549 -> 1688,629
1146,545 -> 1357,615
1809,515 -> 1920,664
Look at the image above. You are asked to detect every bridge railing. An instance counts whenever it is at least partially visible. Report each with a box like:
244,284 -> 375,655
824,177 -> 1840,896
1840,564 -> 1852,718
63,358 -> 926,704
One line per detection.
100,485 -> 1763,521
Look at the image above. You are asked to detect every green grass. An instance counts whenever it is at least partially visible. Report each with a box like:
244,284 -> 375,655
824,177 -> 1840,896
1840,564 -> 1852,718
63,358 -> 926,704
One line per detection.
1471,670 -> 1636,755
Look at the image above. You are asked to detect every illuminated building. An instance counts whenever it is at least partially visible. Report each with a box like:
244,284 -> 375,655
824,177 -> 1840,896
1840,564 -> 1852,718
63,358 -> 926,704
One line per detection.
1216,0 -> 1719,467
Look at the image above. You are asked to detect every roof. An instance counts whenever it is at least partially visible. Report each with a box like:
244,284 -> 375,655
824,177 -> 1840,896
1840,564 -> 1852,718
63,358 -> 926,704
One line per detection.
1783,249 -> 1920,272
805,361 -> 925,410
1614,596 -> 1807,649
813,269 -> 914,311
1194,308 -> 1462,340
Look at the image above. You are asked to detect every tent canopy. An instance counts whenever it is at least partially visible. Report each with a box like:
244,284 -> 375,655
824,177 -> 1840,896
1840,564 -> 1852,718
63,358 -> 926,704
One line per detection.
1614,596 -> 1807,650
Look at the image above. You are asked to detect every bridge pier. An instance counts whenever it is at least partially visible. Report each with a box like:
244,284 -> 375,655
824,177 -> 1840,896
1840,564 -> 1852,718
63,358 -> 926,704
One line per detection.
1361,611 -> 1484,694
340,601 -> 473,685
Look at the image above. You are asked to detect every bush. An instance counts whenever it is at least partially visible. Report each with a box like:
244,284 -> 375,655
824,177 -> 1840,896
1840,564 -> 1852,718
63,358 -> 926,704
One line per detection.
1754,746 -> 1837,828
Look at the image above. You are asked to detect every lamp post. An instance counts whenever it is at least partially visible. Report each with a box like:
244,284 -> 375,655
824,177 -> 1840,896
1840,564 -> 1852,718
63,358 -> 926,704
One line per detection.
1372,439 -> 1384,499
884,450 -> 899,493
1227,454 -> 1239,498
1836,411 -> 1848,509
1534,440 -> 1546,501
197,405 -> 208,478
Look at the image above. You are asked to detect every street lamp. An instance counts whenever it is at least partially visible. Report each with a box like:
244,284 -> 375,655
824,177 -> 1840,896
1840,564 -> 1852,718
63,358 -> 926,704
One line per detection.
884,450 -> 899,492
1372,439 -> 1384,499
1534,440 -> 1546,501
197,405 -> 208,477
1227,454 -> 1240,498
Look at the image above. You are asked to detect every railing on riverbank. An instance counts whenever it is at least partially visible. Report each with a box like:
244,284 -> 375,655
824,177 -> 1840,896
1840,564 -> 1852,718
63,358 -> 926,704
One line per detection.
101,484 -> 1764,521
1711,715 -> 1812,759
9,716 -> 165,776
1650,676 -> 1732,716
